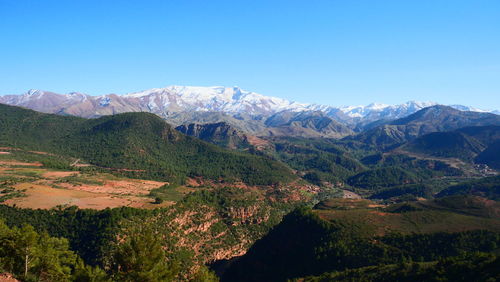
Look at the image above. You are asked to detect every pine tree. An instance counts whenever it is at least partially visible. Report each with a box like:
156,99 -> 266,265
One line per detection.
112,226 -> 179,281
15,225 -> 38,279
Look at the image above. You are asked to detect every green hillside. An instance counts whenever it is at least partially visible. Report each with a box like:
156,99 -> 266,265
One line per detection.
222,201 -> 500,281
346,167 -> 418,189
264,137 -> 365,185
298,252 -> 500,282
403,126 -> 500,165
405,131 -> 484,160
457,125 -> 500,145
0,103 -> 295,185
437,176 -> 500,200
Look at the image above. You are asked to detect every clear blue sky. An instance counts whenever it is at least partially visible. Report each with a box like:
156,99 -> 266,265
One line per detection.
1,0 -> 499,109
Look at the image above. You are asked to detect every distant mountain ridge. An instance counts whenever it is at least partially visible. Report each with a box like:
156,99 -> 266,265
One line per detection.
349,105 -> 500,149
404,126 -> 500,162
1,86 -> 497,126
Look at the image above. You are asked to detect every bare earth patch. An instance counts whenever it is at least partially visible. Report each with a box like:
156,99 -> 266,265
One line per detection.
0,156 -> 170,209
0,160 -> 43,167
246,135 -> 271,150
28,150 -> 55,156
0,151 -> 11,155
57,179 -> 166,195
343,190 -> 361,199
42,171 -> 80,178
72,163 -> 91,167
4,182 -> 167,210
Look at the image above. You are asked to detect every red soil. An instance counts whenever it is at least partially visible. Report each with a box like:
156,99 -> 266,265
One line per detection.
0,161 -> 43,167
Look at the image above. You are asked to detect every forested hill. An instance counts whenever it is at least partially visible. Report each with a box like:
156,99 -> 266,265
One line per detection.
0,103 -> 295,185
222,199 -> 500,281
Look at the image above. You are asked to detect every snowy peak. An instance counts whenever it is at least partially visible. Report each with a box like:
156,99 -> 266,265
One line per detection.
27,89 -> 43,96
449,105 -> 489,113
338,101 -> 438,119
120,85 -> 311,115
0,86 -> 498,126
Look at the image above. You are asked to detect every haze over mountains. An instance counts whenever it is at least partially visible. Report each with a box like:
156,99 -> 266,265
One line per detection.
1,86 -> 498,139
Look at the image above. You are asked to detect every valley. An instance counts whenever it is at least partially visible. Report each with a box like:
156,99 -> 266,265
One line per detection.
0,100 -> 499,281
3,1 -> 500,280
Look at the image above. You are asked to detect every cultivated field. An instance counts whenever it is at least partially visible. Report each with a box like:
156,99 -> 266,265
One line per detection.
0,149 -> 184,209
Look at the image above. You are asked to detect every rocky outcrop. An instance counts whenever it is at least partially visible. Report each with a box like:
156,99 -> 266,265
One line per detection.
176,122 -> 252,149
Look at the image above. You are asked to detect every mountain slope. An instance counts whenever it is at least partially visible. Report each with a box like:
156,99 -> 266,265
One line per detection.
1,87 -> 497,135
0,103 -> 296,185
456,126 -> 500,145
262,137 -> 366,185
391,105 -> 500,129
405,131 -> 485,160
437,176 -> 500,200
349,106 -> 500,149
166,111 -> 268,133
262,111 -> 353,138
0,86 -> 313,118
175,122 -> 257,149
475,140 -> 500,170
346,167 -> 418,189
402,126 -> 500,166
222,201 -> 500,281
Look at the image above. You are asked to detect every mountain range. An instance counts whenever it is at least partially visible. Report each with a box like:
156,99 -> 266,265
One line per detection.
349,105 -> 500,149
405,125 -> 500,169
1,88 -> 500,281
1,86 -> 498,138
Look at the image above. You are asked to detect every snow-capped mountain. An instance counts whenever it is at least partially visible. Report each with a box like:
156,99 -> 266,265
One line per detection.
0,86 -> 497,130
448,104 -> 490,113
338,101 -> 438,120
121,86 -> 313,115
0,86 -> 315,118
